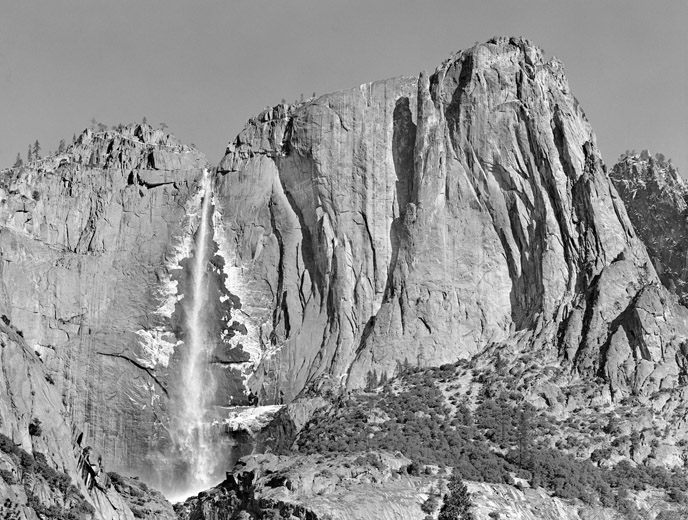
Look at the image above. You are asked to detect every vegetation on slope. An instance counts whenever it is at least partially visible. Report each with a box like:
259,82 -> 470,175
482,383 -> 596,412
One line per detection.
0,432 -> 94,519
293,362 -> 688,518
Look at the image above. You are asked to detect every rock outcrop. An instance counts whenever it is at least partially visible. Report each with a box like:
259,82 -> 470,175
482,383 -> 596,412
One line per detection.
176,452 -> 631,520
610,151 -> 688,305
214,37 -> 688,404
176,452 -> 433,520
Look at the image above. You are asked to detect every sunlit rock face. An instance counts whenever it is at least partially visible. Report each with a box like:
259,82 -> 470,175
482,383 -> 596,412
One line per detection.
0,318 -> 161,520
610,152 -> 688,305
0,125 -> 217,490
214,79 -> 419,402
4,36 -> 688,508
216,37 -> 688,404
0,124 -> 282,498
175,452 -> 622,520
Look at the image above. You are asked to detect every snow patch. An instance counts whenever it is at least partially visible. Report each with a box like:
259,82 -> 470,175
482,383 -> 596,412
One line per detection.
135,180 -> 204,366
222,405 -> 284,437
212,202 -> 269,382
135,328 -> 181,368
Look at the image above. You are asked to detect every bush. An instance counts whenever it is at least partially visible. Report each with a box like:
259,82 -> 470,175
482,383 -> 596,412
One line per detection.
28,418 -> 42,437
0,468 -> 15,484
407,460 -> 423,476
109,471 -> 125,487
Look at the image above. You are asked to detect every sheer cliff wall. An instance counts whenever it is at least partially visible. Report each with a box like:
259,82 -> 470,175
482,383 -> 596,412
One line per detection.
3,38 -> 688,488
0,125 -> 209,482
215,37 -> 688,404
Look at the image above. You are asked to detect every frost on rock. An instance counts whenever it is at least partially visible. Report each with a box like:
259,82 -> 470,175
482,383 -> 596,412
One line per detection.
135,328 -> 181,368
223,405 -> 283,437
134,180 -> 204,367
212,202 -> 270,377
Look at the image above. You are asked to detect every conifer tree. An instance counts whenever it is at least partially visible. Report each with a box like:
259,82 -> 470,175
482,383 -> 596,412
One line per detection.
365,369 -> 378,390
379,371 -> 388,386
57,139 -> 66,153
518,408 -> 532,465
421,484 -> 440,515
33,140 -> 41,160
439,471 -> 474,520
13,153 -> 23,168
27,144 -> 32,163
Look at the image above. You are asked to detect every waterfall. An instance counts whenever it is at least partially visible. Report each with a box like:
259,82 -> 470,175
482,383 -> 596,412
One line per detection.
171,168 -> 218,499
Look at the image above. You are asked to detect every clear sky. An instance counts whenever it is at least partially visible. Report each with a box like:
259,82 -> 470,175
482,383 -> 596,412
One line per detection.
1,1 -> 686,174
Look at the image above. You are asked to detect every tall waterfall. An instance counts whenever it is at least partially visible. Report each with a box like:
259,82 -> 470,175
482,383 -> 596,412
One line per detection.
171,168 -> 218,499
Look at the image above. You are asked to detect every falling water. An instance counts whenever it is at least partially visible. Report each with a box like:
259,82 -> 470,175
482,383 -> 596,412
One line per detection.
171,168 -> 218,499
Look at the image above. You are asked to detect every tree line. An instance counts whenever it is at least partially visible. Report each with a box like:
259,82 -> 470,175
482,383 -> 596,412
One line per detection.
11,116 -> 166,169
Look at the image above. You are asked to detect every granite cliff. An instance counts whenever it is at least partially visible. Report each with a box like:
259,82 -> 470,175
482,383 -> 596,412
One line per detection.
0,125 -> 223,493
2,36 -> 688,519
215,36 -> 688,405
0,315 -> 175,519
610,151 -> 688,305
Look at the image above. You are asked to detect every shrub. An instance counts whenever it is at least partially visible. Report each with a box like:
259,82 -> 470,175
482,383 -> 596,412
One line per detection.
28,418 -> 42,437
0,468 -> 15,484
108,471 -> 125,487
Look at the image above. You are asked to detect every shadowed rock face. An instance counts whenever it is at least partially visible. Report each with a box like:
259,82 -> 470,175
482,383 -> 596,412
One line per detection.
610,152 -> 688,305
215,37 -> 688,403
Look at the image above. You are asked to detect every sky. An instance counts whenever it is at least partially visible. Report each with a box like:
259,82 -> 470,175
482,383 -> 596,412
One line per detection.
1,1 -> 686,174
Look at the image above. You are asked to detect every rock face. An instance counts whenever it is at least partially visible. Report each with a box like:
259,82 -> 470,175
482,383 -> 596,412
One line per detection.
176,453 -> 624,520
215,37 -> 688,403
0,125 -> 212,487
4,37 -> 688,512
0,317 -> 158,519
176,452 -> 431,520
610,152 -> 688,305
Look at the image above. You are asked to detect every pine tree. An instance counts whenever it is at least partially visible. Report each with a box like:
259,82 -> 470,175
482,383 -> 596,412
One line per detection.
379,371 -> 388,386
518,408 -> 532,465
365,369 -> 378,391
421,484 -> 440,514
439,471 -> 474,520
27,144 -> 32,163
57,139 -> 66,153
13,153 -> 23,168
33,140 -> 41,160
142,116 -> 148,125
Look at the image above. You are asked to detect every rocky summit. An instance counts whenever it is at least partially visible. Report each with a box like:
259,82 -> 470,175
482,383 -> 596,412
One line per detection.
1,36 -> 688,519
611,151 -> 688,305
217,36 -> 686,404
